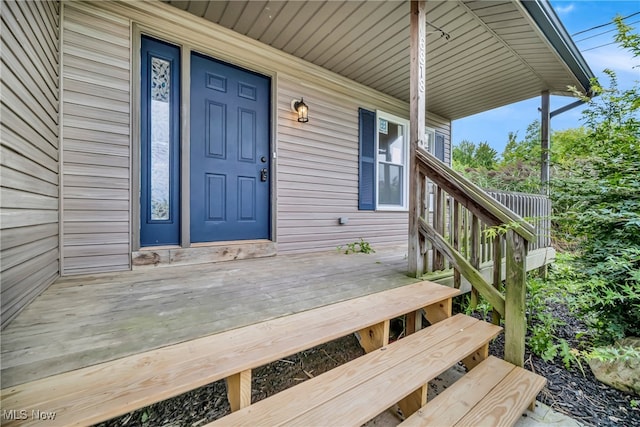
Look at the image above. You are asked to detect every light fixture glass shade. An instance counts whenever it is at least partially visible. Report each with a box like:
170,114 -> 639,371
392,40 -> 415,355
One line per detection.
293,98 -> 309,123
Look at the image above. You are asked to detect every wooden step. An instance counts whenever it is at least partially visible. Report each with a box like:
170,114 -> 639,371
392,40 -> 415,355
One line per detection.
401,356 -> 547,427
206,314 -> 502,426
0,280 -> 459,427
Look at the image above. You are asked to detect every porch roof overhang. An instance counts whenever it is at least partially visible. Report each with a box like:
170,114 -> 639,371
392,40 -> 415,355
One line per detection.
165,0 -> 594,120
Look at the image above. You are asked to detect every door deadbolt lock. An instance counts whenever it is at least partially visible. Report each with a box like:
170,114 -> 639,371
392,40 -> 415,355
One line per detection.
261,168 -> 268,182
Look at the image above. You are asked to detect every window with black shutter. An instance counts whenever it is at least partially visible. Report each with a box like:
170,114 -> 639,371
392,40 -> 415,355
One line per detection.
358,108 -> 376,210
358,108 -> 410,211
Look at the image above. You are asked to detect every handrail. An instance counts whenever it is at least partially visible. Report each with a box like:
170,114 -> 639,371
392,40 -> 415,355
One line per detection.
485,190 -> 551,250
416,148 -> 536,242
418,216 -> 506,316
412,147 -> 530,367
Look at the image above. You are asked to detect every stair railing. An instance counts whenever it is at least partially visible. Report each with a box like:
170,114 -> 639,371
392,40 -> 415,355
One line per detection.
413,147 -> 536,367
485,190 -> 551,250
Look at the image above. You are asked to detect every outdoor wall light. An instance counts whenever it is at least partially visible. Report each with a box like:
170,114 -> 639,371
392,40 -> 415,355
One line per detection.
291,98 -> 309,123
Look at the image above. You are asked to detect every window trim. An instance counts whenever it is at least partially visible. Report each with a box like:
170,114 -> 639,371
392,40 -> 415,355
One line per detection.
422,126 -> 436,154
375,110 -> 410,211
421,126 -> 446,163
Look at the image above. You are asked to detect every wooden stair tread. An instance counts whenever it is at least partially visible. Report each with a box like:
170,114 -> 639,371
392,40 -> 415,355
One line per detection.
208,314 -> 502,426
401,356 -> 547,427
0,280 -> 458,427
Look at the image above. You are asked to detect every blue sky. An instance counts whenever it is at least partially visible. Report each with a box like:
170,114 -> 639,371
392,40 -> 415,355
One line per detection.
452,1 -> 640,155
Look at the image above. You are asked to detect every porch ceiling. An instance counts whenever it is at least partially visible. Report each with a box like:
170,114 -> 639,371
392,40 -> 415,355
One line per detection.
165,0 -> 593,120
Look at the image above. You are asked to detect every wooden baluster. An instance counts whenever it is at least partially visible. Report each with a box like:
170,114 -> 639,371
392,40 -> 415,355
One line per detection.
518,194 -> 523,220
431,184 -> 438,271
453,199 -> 461,289
542,196 -> 546,249
435,186 -> 445,270
487,224 -> 497,261
420,173 -> 429,271
533,197 -> 542,249
479,223 -> 484,264
486,224 -> 491,264
470,214 -> 480,309
436,186 -> 446,271
540,196 -> 543,247
545,196 -> 550,247
465,209 -> 472,258
482,223 -> 487,263
444,194 -> 450,270
540,196 -> 544,249
492,236 -> 502,325
547,197 -> 552,247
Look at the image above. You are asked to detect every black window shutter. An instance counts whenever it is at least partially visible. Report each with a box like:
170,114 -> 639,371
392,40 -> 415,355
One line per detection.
435,132 -> 446,163
358,108 -> 376,210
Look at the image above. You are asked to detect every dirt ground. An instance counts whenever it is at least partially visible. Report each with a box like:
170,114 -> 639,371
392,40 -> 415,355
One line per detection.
98,301 -> 640,427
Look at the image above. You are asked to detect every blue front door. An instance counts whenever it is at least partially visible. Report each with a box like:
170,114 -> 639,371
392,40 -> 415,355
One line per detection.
190,53 -> 271,242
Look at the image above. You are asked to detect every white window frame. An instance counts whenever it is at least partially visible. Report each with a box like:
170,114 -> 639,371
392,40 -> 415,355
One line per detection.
421,126 -> 436,154
375,111 -> 410,211
423,127 -> 440,213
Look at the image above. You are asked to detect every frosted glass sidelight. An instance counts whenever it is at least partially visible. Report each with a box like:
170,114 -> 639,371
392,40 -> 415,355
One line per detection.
150,57 -> 171,220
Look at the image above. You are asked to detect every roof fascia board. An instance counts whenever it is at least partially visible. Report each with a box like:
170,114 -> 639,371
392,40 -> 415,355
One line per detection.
518,0 -> 595,94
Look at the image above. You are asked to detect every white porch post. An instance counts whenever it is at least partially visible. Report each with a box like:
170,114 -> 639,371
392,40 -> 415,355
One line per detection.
408,0 -> 427,277
540,90 -> 550,196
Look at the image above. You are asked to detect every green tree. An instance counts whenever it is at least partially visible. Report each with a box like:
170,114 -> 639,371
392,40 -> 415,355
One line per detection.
452,140 -> 497,170
502,131 -> 519,164
475,142 -> 498,169
615,15 -> 640,60
453,131 -> 540,193
549,127 -> 590,166
501,120 -> 541,165
452,140 -> 477,168
552,17 -> 640,341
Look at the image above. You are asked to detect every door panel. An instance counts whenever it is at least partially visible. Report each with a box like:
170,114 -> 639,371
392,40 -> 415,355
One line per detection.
190,53 -> 271,242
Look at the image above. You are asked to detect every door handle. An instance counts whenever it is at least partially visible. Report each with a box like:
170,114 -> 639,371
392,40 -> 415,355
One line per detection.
261,168 -> 268,182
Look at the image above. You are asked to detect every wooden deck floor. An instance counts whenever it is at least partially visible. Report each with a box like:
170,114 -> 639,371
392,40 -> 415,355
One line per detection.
1,245 -> 417,388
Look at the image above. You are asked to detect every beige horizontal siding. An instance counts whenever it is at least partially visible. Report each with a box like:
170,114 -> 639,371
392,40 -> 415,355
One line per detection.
61,2 -> 131,275
275,72 -> 450,254
55,1 -> 451,267
0,0 -> 60,328
1,223 -> 59,252
276,77 -> 409,254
